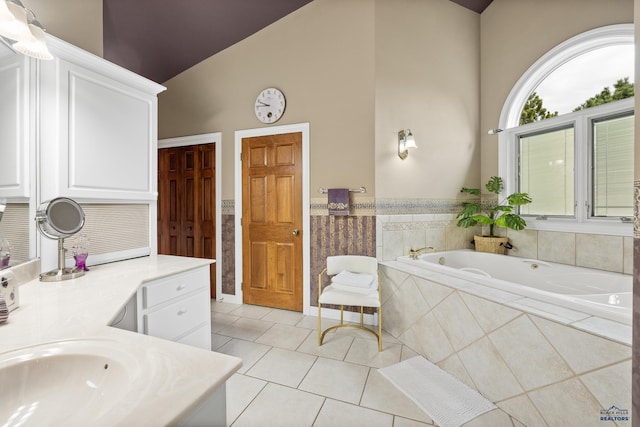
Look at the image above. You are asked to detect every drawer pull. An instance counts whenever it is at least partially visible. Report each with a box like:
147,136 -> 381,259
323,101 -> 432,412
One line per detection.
176,284 -> 186,291
177,309 -> 188,316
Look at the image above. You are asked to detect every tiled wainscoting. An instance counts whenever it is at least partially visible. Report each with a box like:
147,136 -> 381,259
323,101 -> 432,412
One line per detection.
632,180 -> 640,423
380,262 -> 632,427
375,199 -> 633,274
310,214 -> 376,306
221,213 -> 235,295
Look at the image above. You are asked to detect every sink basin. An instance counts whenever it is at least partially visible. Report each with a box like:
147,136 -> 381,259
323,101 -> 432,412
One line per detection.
0,338 -> 142,426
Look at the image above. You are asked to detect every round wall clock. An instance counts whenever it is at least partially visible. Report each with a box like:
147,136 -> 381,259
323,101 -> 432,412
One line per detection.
254,87 -> 286,123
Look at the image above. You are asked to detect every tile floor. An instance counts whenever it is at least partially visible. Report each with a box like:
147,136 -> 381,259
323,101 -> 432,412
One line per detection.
211,301 -> 525,427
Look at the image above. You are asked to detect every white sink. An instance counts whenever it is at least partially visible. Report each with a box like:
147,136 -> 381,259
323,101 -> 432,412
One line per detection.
0,338 -> 144,426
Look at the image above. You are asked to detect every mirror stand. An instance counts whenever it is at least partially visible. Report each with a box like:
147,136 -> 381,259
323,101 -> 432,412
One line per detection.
39,238 -> 85,282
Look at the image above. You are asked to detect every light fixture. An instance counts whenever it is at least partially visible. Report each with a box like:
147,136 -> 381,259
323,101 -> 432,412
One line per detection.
0,0 -> 52,60
13,18 -> 52,59
487,128 -> 503,135
0,0 -> 30,41
398,129 -> 417,160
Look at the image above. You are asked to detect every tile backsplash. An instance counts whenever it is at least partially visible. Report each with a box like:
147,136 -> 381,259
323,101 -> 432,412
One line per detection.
377,209 -> 633,274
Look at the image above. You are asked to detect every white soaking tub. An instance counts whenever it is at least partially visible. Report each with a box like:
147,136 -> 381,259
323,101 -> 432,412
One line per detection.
396,249 -> 632,325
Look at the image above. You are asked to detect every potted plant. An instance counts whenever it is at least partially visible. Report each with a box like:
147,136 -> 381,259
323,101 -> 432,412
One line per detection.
456,176 -> 532,254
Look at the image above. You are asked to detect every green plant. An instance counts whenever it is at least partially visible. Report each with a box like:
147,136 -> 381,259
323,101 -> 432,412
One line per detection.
457,176 -> 532,237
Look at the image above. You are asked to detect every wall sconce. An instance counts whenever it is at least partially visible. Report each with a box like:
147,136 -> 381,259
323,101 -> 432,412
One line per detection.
0,0 -> 52,60
487,128 -> 503,135
398,129 -> 417,160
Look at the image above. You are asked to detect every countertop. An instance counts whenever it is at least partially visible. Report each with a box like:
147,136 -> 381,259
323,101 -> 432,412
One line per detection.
0,255 -> 242,426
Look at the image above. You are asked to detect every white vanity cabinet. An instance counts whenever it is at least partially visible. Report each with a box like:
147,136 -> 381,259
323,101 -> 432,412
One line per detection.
136,266 -> 212,350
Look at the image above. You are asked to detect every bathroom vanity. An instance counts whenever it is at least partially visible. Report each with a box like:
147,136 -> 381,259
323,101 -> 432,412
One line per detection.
0,255 -> 240,426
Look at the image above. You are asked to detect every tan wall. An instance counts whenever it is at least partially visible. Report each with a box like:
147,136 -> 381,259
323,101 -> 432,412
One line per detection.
374,0 -> 480,198
27,0 -> 103,57
480,0 -> 633,184
158,0 -> 376,200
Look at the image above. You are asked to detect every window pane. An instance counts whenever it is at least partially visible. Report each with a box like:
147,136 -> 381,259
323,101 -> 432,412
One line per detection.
519,128 -> 575,216
592,114 -> 634,217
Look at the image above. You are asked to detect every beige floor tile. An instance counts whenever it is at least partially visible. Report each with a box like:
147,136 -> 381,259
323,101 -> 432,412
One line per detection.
306,315 -> 341,331
297,331 -> 355,360
229,303 -> 274,319
400,345 -> 420,362
211,311 -> 240,333
360,369 -> 432,424
314,398 -> 393,427
331,324 -> 400,344
218,317 -> 275,341
255,323 -> 312,350
344,337 -> 402,368
392,416 -> 435,427
262,308 -> 306,325
216,338 -> 271,374
299,357 -> 370,404
211,300 -> 242,313
210,333 -> 232,351
226,373 -> 267,425
231,383 -> 324,427
462,408 -> 514,427
246,347 -> 317,387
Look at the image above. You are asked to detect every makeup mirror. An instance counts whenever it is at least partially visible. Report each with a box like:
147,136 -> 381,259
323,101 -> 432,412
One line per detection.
35,197 -> 85,281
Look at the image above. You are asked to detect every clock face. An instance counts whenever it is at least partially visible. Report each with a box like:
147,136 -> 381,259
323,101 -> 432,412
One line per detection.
254,87 -> 286,123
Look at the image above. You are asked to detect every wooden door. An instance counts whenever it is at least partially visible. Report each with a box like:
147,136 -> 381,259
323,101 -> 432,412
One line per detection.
242,132 -> 302,311
158,144 -> 216,297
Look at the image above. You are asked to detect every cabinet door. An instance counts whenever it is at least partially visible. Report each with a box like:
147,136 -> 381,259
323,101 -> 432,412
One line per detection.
56,60 -> 158,200
0,55 -> 29,198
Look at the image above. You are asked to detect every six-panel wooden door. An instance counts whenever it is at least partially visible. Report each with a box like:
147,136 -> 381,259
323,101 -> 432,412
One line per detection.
242,132 -> 303,311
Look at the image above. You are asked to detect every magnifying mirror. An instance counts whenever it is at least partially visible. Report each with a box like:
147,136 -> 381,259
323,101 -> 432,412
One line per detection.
35,197 -> 85,281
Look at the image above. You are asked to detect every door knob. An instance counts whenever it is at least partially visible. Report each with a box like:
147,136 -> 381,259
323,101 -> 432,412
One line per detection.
292,229 -> 300,236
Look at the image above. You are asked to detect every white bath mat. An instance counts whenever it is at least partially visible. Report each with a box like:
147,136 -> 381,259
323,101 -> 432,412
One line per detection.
378,356 -> 496,427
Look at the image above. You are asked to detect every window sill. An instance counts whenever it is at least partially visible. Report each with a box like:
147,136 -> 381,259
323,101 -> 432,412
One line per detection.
524,217 -> 632,237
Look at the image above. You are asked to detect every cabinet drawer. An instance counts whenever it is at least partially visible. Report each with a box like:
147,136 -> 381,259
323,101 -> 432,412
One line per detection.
143,290 -> 210,341
142,267 -> 209,309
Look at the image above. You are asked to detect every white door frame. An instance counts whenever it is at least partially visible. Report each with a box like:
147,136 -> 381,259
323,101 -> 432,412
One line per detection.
158,132 -> 223,297
233,123 -> 311,313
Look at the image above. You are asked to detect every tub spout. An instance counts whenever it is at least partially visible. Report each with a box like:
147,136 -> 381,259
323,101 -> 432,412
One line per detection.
409,246 -> 436,260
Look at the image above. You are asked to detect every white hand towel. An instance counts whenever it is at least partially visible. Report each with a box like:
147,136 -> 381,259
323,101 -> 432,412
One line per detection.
331,283 -> 378,295
332,270 -> 375,288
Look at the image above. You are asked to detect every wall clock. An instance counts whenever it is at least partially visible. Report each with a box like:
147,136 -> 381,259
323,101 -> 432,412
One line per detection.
254,87 -> 286,123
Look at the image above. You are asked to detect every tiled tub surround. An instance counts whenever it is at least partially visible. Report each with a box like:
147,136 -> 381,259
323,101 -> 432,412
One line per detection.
378,213 -> 633,274
401,250 -> 632,325
380,261 -> 632,427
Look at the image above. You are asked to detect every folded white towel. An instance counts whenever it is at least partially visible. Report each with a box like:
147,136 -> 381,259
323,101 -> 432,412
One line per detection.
331,283 -> 378,295
332,270 -> 376,288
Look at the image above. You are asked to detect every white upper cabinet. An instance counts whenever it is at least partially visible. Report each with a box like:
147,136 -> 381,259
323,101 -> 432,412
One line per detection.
38,35 -> 165,202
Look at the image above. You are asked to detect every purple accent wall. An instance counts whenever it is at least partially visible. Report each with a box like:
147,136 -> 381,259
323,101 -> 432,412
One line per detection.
103,0 -> 313,83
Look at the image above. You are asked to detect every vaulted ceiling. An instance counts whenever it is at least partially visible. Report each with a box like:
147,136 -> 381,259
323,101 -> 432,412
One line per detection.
103,0 -> 493,84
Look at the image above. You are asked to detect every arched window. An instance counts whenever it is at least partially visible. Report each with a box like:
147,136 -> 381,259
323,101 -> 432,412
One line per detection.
498,24 -> 634,235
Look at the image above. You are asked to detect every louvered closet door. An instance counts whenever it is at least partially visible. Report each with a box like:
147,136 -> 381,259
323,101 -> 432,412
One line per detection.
158,144 -> 216,297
